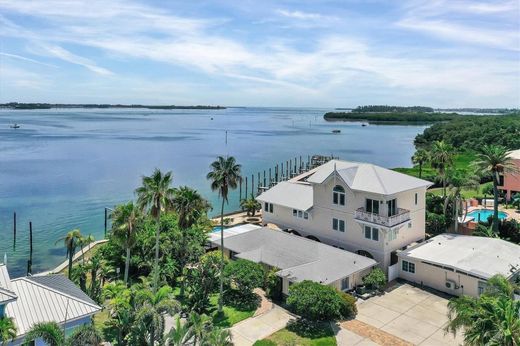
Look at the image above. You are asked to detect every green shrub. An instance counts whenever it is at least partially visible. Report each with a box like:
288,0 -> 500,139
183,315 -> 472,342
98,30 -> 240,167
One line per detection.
481,182 -> 494,195
287,281 -> 343,321
426,211 -> 447,235
286,319 -> 335,339
338,291 -> 357,319
224,259 -> 265,292
362,268 -> 387,291
264,267 -> 281,300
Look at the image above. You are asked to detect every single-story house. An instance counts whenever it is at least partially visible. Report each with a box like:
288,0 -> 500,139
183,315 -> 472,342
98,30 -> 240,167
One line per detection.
398,233 -> 520,297
0,264 -> 101,345
210,225 -> 377,295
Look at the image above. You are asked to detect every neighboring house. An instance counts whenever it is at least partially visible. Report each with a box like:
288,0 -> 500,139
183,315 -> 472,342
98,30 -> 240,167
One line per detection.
398,233 -> 520,297
499,148 -> 520,201
210,225 -> 377,295
0,264 -> 101,345
256,159 -> 432,274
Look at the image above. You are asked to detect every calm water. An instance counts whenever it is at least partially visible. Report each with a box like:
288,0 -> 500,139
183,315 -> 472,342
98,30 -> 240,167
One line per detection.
0,107 -> 427,276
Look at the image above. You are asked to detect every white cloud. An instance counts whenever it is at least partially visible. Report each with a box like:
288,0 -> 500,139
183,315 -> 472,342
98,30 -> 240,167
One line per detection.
276,9 -> 330,21
0,52 -> 58,68
40,45 -> 113,75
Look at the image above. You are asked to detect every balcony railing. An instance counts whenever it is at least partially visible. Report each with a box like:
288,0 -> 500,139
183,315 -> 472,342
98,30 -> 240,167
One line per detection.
354,207 -> 410,227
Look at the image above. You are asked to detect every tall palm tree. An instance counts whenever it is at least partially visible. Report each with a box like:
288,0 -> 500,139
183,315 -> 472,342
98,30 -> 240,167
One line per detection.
240,194 -> 261,216
136,169 -> 175,293
24,321 -> 64,346
206,156 -> 241,312
474,145 -> 519,232
79,233 -> 95,264
172,186 -> 211,230
111,202 -> 141,284
56,229 -> 82,279
446,275 -> 520,346
166,316 -> 192,346
444,169 -> 480,232
201,328 -> 232,346
0,317 -> 16,345
186,312 -> 211,346
411,148 -> 430,179
430,141 -> 454,198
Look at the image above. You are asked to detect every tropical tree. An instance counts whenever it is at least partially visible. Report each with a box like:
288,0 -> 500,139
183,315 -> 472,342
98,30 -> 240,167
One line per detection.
186,312 -> 211,346
429,141 -> 454,198
444,169 -> 480,232
446,275 -> 520,345
136,169 -> 175,293
130,285 -> 180,346
111,202 -> 141,284
201,328 -> 232,346
23,321 -> 64,346
240,195 -> 261,216
66,324 -> 102,346
0,317 -> 16,345
474,145 -> 518,232
473,224 -> 499,238
172,186 -> 211,230
103,281 -> 134,346
56,229 -> 83,279
412,148 -> 430,179
166,316 -> 192,346
206,156 -> 241,312
78,233 -> 95,264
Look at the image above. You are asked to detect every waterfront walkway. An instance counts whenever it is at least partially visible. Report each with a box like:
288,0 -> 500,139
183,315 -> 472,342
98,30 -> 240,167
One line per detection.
35,239 -> 108,276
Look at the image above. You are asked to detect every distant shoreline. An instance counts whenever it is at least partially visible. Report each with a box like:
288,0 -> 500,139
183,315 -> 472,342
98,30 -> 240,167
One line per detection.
0,102 -> 226,110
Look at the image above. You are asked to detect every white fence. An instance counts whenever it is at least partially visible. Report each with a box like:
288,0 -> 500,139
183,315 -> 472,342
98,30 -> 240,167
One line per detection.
388,263 -> 399,282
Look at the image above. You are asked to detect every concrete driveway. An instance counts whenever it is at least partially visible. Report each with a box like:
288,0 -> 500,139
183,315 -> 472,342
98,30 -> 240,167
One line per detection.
349,283 -> 465,345
231,305 -> 295,346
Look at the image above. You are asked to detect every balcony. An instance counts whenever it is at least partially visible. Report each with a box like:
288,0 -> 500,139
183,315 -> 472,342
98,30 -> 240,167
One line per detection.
354,207 -> 410,227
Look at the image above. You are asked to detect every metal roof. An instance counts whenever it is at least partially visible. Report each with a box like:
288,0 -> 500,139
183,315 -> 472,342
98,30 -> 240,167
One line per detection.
211,227 -> 376,284
6,276 -> 101,336
398,233 -> 520,279
306,160 -> 432,195
256,181 -> 313,211
0,265 -> 17,304
26,275 -> 98,306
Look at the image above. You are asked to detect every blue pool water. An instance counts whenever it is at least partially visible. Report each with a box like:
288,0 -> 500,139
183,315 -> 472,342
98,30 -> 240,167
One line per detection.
212,226 -> 224,233
467,209 -> 508,221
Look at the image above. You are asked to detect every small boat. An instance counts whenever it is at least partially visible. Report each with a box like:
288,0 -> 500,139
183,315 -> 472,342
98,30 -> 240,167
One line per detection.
361,124 -> 367,127
10,124 -> 20,129
332,129 -> 341,133
211,117 -> 214,120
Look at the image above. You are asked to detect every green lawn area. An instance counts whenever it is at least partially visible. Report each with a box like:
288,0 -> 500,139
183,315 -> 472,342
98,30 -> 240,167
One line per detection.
258,322 -> 337,346
428,185 -> 484,199
393,151 -> 477,181
172,287 -> 255,327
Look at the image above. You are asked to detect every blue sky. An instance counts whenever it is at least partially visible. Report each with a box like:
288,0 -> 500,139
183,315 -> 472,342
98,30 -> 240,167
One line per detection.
0,0 -> 518,107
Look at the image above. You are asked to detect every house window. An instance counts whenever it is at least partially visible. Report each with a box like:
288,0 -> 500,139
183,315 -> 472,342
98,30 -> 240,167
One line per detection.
333,218 -> 345,232
293,209 -> 309,220
297,210 -> 302,218
264,202 -> 268,212
333,185 -> 346,206
402,260 -> 415,273
269,203 -> 273,213
388,229 -> 397,241
303,212 -> 309,220
293,209 -> 297,217
364,226 -> 378,241
478,281 -> 487,296
366,198 -> 379,214
387,199 -> 397,217
341,277 -> 350,291
415,193 -> 418,205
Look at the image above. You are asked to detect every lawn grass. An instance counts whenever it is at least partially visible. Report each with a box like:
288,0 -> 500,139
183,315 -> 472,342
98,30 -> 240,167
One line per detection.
263,322 -> 337,346
172,287 -> 255,327
428,185 -> 482,199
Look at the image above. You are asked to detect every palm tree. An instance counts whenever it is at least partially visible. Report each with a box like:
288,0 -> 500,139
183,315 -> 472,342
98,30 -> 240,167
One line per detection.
206,156 -> 241,312
23,321 -> 64,346
136,169 -> 175,293
103,281 -> 134,346
412,148 -> 429,179
67,324 -> 102,346
172,186 -> 211,230
473,224 -> 499,238
186,312 -> 211,346
446,275 -> 520,346
0,317 -> 16,345
79,233 -> 95,264
444,169 -> 480,232
111,202 -> 141,284
166,316 -> 192,346
474,145 -> 519,232
201,328 -> 232,346
429,141 -> 454,198
56,229 -> 82,279
240,194 -> 261,216
130,285 -> 180,346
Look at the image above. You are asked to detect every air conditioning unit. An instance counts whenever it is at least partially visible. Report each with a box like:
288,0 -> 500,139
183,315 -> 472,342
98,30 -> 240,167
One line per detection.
445,280 -> 458,290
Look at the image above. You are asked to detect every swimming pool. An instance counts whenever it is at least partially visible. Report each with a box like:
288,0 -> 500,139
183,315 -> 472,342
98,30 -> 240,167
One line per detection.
467,209 -> 508,221
212,226 -> 225,233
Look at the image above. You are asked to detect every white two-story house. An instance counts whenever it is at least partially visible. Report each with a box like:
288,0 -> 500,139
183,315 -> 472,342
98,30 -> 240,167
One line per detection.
257,160 -> 432,274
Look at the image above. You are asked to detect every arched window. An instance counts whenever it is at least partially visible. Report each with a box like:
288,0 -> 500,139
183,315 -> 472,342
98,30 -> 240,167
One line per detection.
332,185 -> 345,206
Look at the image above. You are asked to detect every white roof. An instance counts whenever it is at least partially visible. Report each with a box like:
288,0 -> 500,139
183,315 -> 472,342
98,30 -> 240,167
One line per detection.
212,227 -> 377,284
399,233 -> 520,279
209,223 -> 261,242
6,277 -> 101,336
0,265 -> 17,304
256,181 -> 313,210
306,160 -> 432,195
508,148 -> 520,160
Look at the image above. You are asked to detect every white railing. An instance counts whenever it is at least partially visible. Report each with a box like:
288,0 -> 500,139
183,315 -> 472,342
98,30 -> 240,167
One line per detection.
354,207 -> 410,227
